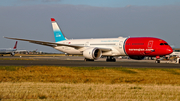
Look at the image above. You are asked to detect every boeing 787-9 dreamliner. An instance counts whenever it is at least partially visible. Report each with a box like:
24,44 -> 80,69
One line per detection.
5,18 -> 173,63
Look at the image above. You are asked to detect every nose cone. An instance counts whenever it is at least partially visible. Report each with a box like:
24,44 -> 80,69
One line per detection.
166,47 -> 173,54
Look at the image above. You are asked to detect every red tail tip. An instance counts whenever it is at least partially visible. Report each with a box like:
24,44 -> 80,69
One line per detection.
13,41 -> 18,49
51,18 -> 55,22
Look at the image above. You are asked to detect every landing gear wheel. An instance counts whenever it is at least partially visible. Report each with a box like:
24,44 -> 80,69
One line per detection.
155,60 -> 160,63
11,52 -> 15,56
106,56 -> 116,62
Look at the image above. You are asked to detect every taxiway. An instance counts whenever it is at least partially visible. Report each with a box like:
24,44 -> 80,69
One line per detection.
0,56 -> 179,68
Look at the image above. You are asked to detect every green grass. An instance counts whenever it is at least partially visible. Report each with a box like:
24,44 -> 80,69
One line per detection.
70,67 -> 137,74
116,68 -> 138,74
0,66 -> 23,71
129,86 -> 142,90
38,95 -> 47,99
161,69 -> 180,75
0,66 -> 180,84
69,66 -> 107,70
0,58 -> 37,60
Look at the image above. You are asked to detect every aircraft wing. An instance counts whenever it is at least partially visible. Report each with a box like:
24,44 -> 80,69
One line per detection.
4,37 -> 112,52
4,37 -> 82,48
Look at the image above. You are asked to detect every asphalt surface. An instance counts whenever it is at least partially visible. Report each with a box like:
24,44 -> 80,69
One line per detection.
0,56 -> 179,68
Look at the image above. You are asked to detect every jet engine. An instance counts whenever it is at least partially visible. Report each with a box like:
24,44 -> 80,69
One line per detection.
129,56 -> 145,60
83,47 -> 102,60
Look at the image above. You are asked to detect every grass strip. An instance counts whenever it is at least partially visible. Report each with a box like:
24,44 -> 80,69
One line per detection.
0,82 -> 180,100
0,58 -> 37,60
0,66 -> 180,84
0,66 -> 23,71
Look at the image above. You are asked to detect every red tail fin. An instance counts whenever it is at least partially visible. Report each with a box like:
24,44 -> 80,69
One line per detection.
13,41 -> 18,49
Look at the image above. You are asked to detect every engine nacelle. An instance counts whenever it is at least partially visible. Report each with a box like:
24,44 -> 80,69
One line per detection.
83,47 -> 102,60
129,56 -> 145,60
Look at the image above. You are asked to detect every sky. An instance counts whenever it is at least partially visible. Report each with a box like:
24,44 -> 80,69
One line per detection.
0,0 -> 180,53
1,0 -> 180,7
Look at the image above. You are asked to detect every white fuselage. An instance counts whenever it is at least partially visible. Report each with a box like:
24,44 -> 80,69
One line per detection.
170,52 -> 180,57
0,48 -> 16,54
54,37 -> 127,56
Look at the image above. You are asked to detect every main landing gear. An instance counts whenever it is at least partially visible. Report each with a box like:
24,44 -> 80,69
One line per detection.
155,56 -> 160,63
106,56 -> 116,62
84,58 -> 94,61
84,56 -> 116,62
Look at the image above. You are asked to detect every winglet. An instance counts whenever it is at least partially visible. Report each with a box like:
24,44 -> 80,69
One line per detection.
13,41 -> 18,49
51,18 -> 67,42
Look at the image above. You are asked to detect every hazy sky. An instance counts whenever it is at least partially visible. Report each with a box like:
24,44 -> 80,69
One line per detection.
1,0 -> 180,7
0,0 -> 180,53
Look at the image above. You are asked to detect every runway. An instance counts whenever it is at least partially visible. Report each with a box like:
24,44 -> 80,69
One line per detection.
0,56 -> 179,68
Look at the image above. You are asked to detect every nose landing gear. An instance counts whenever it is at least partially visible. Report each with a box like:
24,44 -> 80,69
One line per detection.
155,56 -> 160,63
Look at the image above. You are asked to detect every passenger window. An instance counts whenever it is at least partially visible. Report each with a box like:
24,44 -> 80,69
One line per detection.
164,43 -> 168,45
160,43 -> 164,45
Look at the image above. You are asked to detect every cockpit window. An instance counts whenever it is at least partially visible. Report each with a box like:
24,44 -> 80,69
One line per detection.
164,43 -> 168,45
160,43 -> 164,45
160,43 -> 168,45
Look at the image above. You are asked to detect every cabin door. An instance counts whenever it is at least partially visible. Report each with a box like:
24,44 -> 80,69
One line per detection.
119,41 -> 123,49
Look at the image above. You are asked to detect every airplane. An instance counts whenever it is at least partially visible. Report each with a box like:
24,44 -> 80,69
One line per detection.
16,49 -> 38,54
4,18 -> 173,63
0,41 -> 17,56
170,52 -> 180,57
